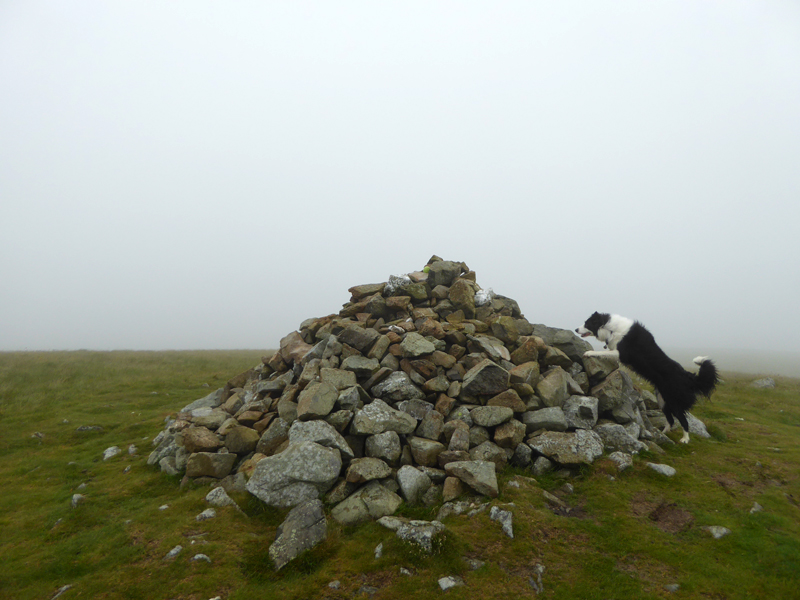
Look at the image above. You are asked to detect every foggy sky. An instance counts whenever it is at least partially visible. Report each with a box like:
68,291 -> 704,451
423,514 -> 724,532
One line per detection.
2,2 -> 800,367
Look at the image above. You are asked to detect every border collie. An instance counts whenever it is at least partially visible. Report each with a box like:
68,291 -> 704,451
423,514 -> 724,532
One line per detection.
576,312 -> 719,443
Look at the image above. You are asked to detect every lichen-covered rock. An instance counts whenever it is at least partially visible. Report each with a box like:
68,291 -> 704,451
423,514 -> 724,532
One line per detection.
246,441 -> 342,508
527,430 -> 604,465
269,499 -> 327,570
351,399 -> 417,435
444,460 -> 499,497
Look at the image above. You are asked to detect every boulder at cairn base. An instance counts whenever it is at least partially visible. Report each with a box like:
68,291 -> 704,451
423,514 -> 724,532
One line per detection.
269,499 -> 327,570
246,441 -> 342,508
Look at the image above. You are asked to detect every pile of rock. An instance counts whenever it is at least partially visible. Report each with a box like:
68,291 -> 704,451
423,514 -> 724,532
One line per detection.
148,257 -> 682,560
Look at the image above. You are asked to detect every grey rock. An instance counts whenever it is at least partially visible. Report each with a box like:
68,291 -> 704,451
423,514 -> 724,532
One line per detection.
337,325 -> 380,353
427,260 -> 463,287
164,545 -> 183,560
351,399 -> 417,435
462,359 -> 510,396
103,446 -> 121,461
607,451 -> 633,472
510,442 -> 533,467
686,412 -> 711,438
522,407 -> 567,433
562,395 -> 599,430
407,436 -> 446,467
365,430 -> 402,464
396,465 -> 432,505
371,371 -> 426,403
185,452 -> 237,478
594,423 -> 646,454
205,486 -> 239,509
341,356 -> 381,378
646,462 -> 677,477
181,388 -> 224,412
196,508 -> 217,521
438,576 -> 465,591
297,381 -> 339,420
751,377 -> 775,389
444,460 -> 499,497
246,441 -> 342,508
346,457 -> 392,483
192,553 -> 211,563
535,367 -> 570,408
531,324 -> 592,362
330,481 -> 403,525
470,406 -> 513,427
527,430 -> 604,465
256,418 -> 291,455
396,519 -> 446,553
400,332 -> 436,357
591,369 -> 639,413
532,456 -> 555,475
490,505 -> 514,538
269,498 -> 327,570
320,367 -> 357,391
704,526 -> 731,539
289,419 -> 355,460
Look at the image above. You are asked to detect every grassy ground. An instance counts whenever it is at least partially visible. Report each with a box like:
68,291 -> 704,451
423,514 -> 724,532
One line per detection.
1,351 -> 799,600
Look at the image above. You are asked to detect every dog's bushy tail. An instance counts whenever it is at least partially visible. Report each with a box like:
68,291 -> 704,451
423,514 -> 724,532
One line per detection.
692,356 -> 719,397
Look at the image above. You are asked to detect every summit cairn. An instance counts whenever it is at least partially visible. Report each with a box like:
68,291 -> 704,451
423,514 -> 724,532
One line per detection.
149,256 -> 678,528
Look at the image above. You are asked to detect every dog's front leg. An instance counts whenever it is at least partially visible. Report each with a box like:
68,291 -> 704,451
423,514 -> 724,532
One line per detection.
583,350 -> 620,360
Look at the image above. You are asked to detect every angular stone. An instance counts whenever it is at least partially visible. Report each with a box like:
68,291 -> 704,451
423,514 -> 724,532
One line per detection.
531,325 -> 592,362
444,460 -> 499,497
371,371 -> 426,403
396,519 -> 446,553
297,381 -> 338,420
407,437 -> 446,467
400,332 -> 436,358
337,325 -> 380,353
591,369 -> 638,413
494,419 -> 526,448
365,430 -> 402,465
442,476 -> 464,502
427,260 -> 463,287
510,442 -> 533,467
562,395 -> 599,430
269,499 -> 327,570
449,278 -> 476,319
510,337 -> 545,366
320,367 -> 358,390
583,355 -> 620,382
527,430 -> 604,465
341,356 -> 381,378
416,410 -> 444,441
279,331 -> 313,365
256,417 -> 291,455
490,316 -> 520,345
486,388 -> 526,412
352,399 -> 418,435
594,423 -> 647,453
245,441 -> 342,508
288,419 -> 354,460
535,367 -> 570,407
469,441 -> 507,470
396,465 -> 432,505
225,426 -> 260,455
462,359 -> 510,397
346,457 -> 392,483
185,452 -> 237,478
470,406 -> 513,427
331,481 -> 403,525
521,407 -> 568,433
182,427 -> 222,454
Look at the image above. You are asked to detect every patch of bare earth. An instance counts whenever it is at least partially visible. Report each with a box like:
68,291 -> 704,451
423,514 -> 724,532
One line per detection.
631,493 -> 694,534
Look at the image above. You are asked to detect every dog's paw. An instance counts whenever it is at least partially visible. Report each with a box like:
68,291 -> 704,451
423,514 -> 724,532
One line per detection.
583,351 -> 598,358
679,433 -> 690,444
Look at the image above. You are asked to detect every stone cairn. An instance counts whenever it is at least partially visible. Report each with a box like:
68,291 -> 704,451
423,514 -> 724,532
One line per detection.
148,257 -> 688,569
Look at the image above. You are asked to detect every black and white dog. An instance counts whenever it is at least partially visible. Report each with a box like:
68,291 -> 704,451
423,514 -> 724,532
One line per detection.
576,312 -> 719,443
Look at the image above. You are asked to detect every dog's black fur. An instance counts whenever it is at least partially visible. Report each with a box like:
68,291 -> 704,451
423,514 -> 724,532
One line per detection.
577,312 -> 719,442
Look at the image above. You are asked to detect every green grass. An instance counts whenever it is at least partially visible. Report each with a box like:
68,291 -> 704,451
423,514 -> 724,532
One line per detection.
1,352 -> 800,600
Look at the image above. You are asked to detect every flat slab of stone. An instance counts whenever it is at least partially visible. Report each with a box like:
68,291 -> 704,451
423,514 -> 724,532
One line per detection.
246,441 -> 342,508
444,460 -> 499,498
527,430 -> 603,465
269,499 -> 327,570
331,481 -> 402,525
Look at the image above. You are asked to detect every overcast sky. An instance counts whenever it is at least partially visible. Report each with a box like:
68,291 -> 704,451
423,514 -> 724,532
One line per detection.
2,2 -> 799,367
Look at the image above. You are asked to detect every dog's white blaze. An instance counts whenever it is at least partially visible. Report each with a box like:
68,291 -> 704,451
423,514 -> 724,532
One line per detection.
597,314 -> 633,350
693,356 -> 708,365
